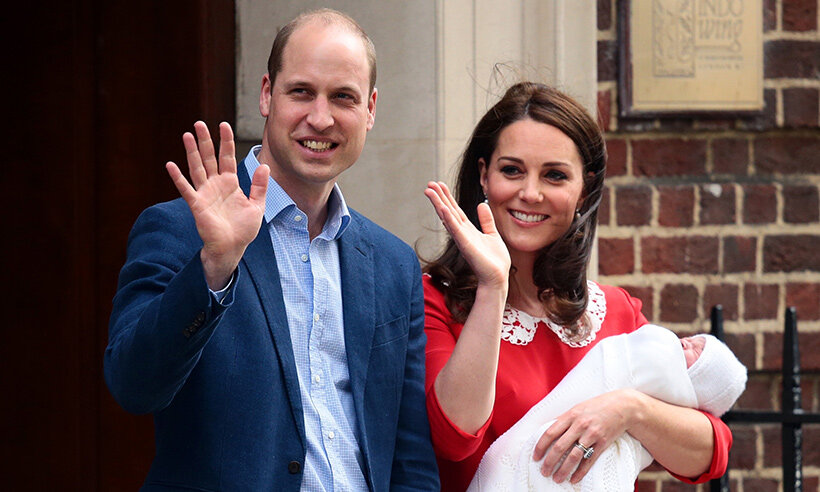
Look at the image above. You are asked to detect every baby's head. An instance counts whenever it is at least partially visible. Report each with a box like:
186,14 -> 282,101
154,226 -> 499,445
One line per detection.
682,334 -> 747,416
680,335 -> 706,368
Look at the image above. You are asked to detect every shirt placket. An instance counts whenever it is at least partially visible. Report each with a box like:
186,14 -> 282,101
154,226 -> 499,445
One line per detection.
308,239 -> 342,490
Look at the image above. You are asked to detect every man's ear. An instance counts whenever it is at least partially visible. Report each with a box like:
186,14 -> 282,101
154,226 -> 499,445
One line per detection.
366,88 -> 378,131
259,74 -> 273,118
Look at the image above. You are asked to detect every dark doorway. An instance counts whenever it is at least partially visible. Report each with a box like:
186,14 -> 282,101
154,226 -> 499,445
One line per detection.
1,1 -> 235,489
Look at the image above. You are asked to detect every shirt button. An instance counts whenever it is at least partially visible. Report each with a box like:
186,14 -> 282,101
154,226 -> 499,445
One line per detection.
328,431 -> 335,440
300,254 -> 308,262
313,313 -> 320,321
294,215 -> 303,222
313,374 -> 321,384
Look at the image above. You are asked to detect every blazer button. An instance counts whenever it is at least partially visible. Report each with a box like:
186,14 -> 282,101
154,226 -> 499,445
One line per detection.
287,461 -> 302,474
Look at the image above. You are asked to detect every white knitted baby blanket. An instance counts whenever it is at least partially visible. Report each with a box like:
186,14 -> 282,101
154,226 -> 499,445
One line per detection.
467,324 -> 699,492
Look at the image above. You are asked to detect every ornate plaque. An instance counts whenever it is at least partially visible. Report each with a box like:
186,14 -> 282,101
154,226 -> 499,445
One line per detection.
620,0 -> 763,115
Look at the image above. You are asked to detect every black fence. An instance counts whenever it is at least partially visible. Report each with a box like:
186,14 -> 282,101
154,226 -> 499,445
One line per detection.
710,306 -> 820,492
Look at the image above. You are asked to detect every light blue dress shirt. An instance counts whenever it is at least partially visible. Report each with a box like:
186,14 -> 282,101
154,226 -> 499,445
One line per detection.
244,146 -> 368,491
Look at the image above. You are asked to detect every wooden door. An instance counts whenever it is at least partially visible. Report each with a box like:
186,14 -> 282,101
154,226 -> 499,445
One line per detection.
1,1 -> 235,489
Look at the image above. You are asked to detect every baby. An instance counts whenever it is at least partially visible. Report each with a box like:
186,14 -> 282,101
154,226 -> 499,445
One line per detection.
468,324 -> 747,492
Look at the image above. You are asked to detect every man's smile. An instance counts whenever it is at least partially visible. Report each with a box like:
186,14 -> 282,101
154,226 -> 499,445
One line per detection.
299,139 -> 337,152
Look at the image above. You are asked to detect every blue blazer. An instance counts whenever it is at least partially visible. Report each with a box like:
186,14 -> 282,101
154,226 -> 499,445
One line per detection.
105,160 -> 439,491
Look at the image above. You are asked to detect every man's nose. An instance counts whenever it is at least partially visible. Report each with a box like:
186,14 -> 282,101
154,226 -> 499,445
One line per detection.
306,97 -> 334,131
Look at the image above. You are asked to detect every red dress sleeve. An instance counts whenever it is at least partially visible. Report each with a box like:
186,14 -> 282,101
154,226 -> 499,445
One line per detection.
668,412 -> 732,483
423,276 -> 493,461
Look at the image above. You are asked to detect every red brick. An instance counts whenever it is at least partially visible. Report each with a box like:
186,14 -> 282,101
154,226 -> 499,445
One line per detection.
635,479 -> 656,492
642,236 -> 719,274
597,90 -> 611,132
762,425 -> 781,466
742,184 -> 777,224
804,425 -> 820,466
804,476 -> 819,491
740,89 -> 777,131
632,139 -> 707,177
786,282 -> 820,320
763,235 -> 820,272
598,40 -> 616,82
724,332 -> 756,370
713,138 -> 749,175
723,236 -> 757,273
729,426 -> 757,469
755,136 -> 820,174
659,480 -> 698,492
656,118 -> 694,132
801,333 -> 820,371
700,184 -> 736,225
737,375 -> 774,409
783,88 -> 819,128
658,185 -> 694,227
597,0 -> 612,31
704,284 -> 739,321
765,40 -> 820,78
764,0 -> 777,31
599,187 -> 611,226
606,139 -> 626,177
659,284 -> 698,323
621,285 -> 653,321
763,332 -> 820,371
743,478 -> 779,492
783,0 -> 818,31
762,332 -> 783,370
695,118 -> 735,131
616,185 -> 652,226
802,377 -> 816,413
599,238 -> 634,275
783,184 -> 819,224
744,283 -> 779,320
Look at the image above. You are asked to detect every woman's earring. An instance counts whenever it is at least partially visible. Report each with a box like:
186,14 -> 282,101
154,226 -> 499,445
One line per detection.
483,193 -> 489,205
575,210 -> 581,221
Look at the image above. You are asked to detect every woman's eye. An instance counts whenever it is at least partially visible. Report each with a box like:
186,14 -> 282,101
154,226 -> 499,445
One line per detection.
500,165 -> 521,176
546,170 -> 568,181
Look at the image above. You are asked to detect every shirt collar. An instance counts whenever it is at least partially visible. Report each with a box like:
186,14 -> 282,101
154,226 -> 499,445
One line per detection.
244,146 -> 351,240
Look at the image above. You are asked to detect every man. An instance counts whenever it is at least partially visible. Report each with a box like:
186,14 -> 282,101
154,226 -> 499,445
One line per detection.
105,9 -> 439,491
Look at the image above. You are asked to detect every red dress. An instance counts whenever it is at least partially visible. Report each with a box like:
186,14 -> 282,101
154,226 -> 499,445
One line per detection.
423,276 -> 732,492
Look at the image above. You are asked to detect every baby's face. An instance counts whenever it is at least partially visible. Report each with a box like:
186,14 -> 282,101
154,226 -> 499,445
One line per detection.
681,336 -> 706,368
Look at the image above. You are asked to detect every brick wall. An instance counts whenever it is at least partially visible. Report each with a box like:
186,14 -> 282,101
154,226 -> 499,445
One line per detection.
597,0 -> 820,490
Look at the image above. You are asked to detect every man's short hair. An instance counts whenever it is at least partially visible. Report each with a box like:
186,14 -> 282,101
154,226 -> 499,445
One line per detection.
267,8 -> 377,95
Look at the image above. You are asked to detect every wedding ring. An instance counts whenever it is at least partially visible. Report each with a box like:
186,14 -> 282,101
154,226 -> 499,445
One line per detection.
574,441 -> 594,459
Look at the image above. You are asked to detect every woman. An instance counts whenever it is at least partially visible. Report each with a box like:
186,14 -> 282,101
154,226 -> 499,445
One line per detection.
423,82 -> 731,491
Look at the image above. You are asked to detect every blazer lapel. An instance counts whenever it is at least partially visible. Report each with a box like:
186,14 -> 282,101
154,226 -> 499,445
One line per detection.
237,158 -> 306,446
338,217 -> 377,486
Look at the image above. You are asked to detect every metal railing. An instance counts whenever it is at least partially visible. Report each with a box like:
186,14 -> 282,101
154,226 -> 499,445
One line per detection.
710,306 -> 820,492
